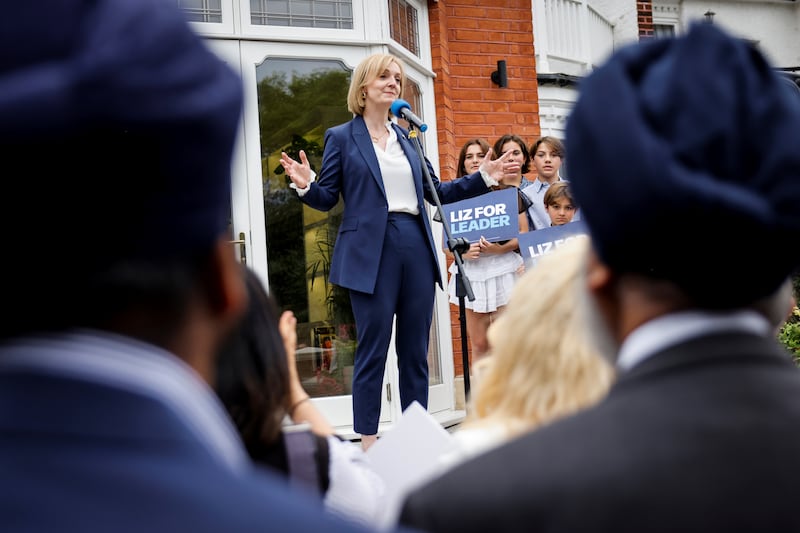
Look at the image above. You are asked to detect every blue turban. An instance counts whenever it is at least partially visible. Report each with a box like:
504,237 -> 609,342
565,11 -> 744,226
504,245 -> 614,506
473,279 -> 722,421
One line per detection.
566,23 -> 800,307
0,0 -> 242,268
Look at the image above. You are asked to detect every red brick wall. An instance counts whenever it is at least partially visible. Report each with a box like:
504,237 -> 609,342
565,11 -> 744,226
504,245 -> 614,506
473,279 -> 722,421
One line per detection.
429,0 -> 540,377
637,1 -> 654,39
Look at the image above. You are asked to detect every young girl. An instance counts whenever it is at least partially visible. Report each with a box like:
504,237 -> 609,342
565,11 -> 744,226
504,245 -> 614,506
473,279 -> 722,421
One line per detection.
447,136 -> 530,361
492,133 -> 536,231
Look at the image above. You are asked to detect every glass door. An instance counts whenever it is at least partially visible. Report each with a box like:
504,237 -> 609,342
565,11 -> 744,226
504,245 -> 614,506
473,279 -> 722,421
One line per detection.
238,43 -> 393,430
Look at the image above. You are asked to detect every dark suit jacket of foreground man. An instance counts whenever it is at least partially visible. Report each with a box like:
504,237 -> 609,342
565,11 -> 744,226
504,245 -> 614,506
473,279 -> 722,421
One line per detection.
400,22 -> 800,533
0,354 -> 372,533
400,332 -> 800,532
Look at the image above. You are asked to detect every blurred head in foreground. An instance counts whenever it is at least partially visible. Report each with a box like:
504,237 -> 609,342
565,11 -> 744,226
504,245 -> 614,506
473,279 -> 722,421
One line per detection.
566,23 -> 800,359
465,237 -> 614,437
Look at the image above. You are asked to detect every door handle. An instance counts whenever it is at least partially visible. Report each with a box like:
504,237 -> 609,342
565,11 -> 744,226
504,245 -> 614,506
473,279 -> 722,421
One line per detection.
229,231 -> 247,265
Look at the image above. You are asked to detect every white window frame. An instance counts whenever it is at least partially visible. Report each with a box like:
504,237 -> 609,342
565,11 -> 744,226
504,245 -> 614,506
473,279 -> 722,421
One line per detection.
238,0 -> 366,42
185,0 -> 237,35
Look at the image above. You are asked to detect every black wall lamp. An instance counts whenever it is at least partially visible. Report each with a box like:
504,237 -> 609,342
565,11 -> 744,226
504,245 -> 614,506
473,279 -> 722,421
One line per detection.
491,60 -> 508,88
704,10 -> 715,23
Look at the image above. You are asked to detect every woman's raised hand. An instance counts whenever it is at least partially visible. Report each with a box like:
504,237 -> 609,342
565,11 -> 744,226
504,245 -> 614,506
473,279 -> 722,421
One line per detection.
280,150 -> 312,189
479,148 -> 514,184
278,310 -> 301,384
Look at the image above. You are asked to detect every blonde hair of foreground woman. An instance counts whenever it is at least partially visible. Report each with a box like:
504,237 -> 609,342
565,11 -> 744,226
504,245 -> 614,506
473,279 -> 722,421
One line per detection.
463,237 -> 615,438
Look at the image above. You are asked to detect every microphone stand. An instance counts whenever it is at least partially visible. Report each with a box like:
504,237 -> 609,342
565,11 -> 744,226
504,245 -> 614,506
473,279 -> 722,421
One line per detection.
406,126 -> 475,405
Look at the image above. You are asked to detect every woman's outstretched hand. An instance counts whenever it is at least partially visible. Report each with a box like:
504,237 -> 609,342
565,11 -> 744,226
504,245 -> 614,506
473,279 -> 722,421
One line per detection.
280,150 -> 312,189
479,148 -> 515,184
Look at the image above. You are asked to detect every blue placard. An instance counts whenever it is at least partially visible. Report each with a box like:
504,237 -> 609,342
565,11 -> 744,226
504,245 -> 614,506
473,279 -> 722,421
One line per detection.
518,220 -> 588,268
441,188 -> 519,244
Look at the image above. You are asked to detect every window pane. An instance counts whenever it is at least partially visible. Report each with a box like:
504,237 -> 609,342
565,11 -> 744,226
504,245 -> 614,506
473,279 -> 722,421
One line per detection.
257,58 -> 355,398
654,24 -> 676,39
177,0 -> 222,23
388,0 -> 420,57
397,78 -> 423,132
294,0 -> 312,16
251,0 -> 353,29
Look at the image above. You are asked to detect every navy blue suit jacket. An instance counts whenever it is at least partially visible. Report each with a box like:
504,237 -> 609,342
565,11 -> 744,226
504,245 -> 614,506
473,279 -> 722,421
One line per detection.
300,115 -> 491,294
0,371 -> 371,533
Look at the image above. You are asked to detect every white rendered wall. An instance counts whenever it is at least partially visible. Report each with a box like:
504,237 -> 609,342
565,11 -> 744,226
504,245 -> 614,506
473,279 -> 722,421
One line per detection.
592,0 -> 641,52
675,1 -> 799,69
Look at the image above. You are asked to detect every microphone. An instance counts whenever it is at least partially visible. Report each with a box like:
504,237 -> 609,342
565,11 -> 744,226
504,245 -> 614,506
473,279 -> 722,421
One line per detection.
390,99 -> 428,132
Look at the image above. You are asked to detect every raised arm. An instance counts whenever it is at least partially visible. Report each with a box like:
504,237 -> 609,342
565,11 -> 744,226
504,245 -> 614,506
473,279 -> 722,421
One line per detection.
280,309 -> 336,436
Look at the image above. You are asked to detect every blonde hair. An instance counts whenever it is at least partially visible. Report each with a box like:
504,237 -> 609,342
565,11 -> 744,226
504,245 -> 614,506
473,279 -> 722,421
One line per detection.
463,237 -> 614,437
347,53 -> 406,116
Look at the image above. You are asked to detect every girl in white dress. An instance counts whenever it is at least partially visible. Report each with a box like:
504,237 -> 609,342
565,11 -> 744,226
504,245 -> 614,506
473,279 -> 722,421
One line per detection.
447,137 -> 530,361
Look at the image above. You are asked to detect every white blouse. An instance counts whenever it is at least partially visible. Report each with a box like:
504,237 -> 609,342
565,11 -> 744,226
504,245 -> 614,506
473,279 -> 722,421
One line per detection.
373,123 -> 419,215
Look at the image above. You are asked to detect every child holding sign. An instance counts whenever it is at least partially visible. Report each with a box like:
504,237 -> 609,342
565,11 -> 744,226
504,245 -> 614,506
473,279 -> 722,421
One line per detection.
446,138 -> 531,361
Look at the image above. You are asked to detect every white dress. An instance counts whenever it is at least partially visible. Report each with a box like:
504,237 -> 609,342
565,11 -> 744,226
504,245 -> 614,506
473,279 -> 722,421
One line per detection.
447,251 -> 522,313
447,186 -> 528,313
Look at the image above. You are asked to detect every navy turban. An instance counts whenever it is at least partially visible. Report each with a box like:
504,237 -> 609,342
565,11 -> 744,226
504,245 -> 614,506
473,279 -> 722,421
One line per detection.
566,23 -> 800,307
0,0 -> 243,269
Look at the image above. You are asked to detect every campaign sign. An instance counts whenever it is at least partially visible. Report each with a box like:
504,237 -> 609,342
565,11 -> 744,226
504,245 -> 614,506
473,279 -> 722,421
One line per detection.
441,188 -> 518,244
518,220 -> 588,268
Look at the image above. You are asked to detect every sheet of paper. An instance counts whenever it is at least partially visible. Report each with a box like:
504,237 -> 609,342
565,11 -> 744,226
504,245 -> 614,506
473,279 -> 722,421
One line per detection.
366,401 -> 457,530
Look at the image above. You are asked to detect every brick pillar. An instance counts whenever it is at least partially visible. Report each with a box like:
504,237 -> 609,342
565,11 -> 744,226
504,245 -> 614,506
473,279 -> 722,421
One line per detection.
638,1 -> 654,39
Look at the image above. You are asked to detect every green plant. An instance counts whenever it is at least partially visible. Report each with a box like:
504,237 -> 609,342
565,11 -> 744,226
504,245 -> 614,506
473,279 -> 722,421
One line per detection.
779,306 -> 800,364
775,274 -> 800,364
306,223 -> 354,327
307,225 -> 334,294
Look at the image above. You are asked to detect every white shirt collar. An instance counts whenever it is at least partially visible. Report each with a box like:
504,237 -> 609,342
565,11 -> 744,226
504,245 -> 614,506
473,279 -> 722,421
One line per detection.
0,330 -> 248,472
617,310 -> 772,371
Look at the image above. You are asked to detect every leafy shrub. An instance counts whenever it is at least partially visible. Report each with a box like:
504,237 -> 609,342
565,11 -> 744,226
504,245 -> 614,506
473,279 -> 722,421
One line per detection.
779,275 -> 800,364
779,306 -> 800,364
